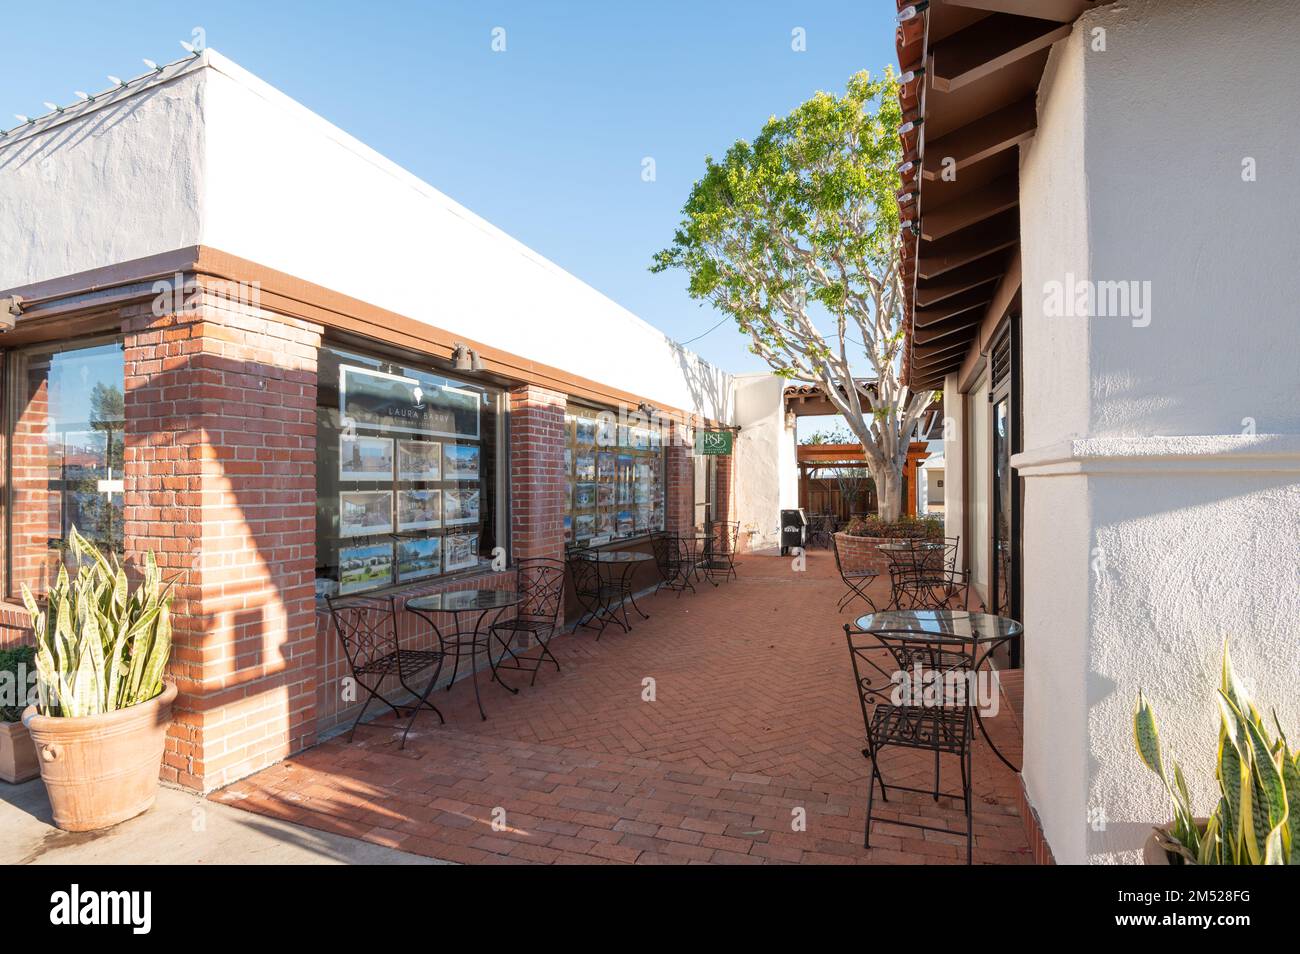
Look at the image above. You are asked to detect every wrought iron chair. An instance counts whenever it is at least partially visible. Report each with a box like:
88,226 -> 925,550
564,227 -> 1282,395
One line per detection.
844,624 -> 976,863
699,521 -> 741,584
566,546 -> 622,637
888,537 -> 973,610
832,533 -> 879,613
807,513 -> 834,550
488,558 -> 565,687
650,532 -> 694,597
326,594 -> 445,749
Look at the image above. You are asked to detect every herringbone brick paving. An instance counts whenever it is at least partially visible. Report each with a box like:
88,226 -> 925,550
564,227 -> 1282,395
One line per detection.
215,551 -> 1032,864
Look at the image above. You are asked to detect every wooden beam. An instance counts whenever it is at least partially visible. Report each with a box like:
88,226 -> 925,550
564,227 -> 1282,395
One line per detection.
931,14 -> 1073,93
914,287 -> 994,328
913,339 -> 975,371
916,210 -> 1018,279
920,173 -> 1019,241
915,256 -> 1005,307
922,97 -> 1035,180
914,313 -> 982,347
944,0 -> 1094,23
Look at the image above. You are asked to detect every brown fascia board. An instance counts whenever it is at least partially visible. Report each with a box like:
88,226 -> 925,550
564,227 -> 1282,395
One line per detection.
916,209 -> 1019,279
942,0 -> 1096,23
920,173 -> 1019,241
922,96 -> 1036,180
930,13 -> 1073,93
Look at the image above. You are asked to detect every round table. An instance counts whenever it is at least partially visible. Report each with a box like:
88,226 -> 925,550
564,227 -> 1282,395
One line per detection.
853,609 -> 1024,772
407,589 -> 521,721
576,550 -> 654,632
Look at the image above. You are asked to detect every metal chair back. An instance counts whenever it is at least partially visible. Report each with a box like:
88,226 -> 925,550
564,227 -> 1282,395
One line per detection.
516,557 -> 565,628
326,595 -> 400,673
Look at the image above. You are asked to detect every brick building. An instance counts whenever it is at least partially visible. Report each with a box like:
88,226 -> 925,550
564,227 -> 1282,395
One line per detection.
0,51 -> 777,792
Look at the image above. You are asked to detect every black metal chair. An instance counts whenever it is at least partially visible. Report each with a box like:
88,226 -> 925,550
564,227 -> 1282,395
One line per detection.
832,533 -> 879,613
699,521 -> 741,584
844,624 -> 976,864
807,513 -> 834,550
489,558 -> 566,686
326,594 -> 445,748
888,537 -> 974,611
566,546 -> 623,637
650,532 -> 694,597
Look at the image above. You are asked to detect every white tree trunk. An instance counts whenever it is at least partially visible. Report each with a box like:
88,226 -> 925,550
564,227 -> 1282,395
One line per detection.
876,466 -> 904,523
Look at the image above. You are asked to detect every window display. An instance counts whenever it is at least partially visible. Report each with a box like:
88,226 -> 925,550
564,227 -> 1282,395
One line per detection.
563,404 -> 665,546
316,345 -> 500,595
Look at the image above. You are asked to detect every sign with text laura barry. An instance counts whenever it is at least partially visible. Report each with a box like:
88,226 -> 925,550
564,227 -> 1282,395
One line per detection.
339,364 -> 480,438
695,430 -> 733,456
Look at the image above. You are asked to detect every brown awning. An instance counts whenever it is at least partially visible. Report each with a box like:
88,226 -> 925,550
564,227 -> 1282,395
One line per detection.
895,0 -> 1100,390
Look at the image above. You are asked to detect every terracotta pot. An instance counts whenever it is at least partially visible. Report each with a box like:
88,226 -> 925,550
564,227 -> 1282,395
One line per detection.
21,681 -> 177,831
0,719 -> 39,784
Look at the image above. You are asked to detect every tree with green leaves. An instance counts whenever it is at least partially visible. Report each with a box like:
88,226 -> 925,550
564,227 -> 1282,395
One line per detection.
652,69 -> 933,522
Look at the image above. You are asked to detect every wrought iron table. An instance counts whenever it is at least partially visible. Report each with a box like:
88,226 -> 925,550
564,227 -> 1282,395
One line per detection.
679,532 -> 719,587
853,609 -> 1024,772
576,550 -> 654,632
406,588 -> 521,721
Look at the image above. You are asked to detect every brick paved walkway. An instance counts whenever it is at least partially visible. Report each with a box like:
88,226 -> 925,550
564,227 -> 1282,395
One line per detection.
215,551 -> 1032,864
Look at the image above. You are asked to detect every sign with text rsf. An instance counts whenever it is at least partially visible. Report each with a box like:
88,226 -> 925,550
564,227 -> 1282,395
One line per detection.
695,431 -> 733,456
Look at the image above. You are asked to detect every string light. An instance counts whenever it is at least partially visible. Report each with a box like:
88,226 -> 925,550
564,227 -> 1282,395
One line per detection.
2,46 -> 199,139
898,2 -> 930,23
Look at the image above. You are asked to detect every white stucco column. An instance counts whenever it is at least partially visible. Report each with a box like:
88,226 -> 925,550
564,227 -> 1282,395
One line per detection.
1014,0 -> 1300,864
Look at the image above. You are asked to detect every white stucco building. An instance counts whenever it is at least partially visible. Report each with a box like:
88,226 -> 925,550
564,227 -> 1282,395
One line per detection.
898,0 -> 1300,863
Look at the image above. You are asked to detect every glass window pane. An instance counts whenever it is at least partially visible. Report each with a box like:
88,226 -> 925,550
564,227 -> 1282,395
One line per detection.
8,339 -> 125,597
314,345 -> 500,596
564,404 -> 665,546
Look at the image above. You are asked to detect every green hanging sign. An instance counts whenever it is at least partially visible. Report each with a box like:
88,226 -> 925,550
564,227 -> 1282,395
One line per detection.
695,430 -> 733,456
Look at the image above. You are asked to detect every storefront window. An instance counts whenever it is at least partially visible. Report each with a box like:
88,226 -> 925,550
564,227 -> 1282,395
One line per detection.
6,338 -> 125,597
315,345 -> 502,596
563,405 -> 665,546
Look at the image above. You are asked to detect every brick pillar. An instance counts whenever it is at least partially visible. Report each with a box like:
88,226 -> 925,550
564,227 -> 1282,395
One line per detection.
508,384 -> 566,563
664,440 -> 693,534
714,452 -> 737,550
123,290 -> 322,792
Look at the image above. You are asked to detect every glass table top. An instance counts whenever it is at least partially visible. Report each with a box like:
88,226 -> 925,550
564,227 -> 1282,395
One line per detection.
852,609 -> 1023,643
578,551 -> 655,563
877,541 -> 945,552
407,589 -> 521,612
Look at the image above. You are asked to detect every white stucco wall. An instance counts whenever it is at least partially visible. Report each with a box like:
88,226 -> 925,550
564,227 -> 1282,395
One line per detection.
0,60 -> 205,288
732,373 -> 792,553
0,52 -> 733,424
1015,0 -> 1300,864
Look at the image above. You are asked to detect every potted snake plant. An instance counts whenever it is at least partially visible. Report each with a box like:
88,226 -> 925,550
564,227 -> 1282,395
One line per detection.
20,528 -> 176,831
1134,645 -> 1299,864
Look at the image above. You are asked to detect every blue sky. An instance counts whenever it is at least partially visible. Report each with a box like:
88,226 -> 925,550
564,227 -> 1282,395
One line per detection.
1,1 -> 898,378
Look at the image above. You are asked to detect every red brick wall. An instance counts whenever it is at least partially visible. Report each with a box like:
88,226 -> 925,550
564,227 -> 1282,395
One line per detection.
832,532 -> 899,576
508,385 -> 566,563
664,441 -> 693,534
123,290 -> 322,792
8,370 -> 60,595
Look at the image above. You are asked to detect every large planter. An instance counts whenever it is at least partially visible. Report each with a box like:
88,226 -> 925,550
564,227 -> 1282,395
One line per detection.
834,532 -> 940,576
21,681 -> 177,832
0,720 -> 39,784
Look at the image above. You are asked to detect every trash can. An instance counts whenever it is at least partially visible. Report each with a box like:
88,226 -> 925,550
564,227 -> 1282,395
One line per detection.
780,508 -> 807,555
